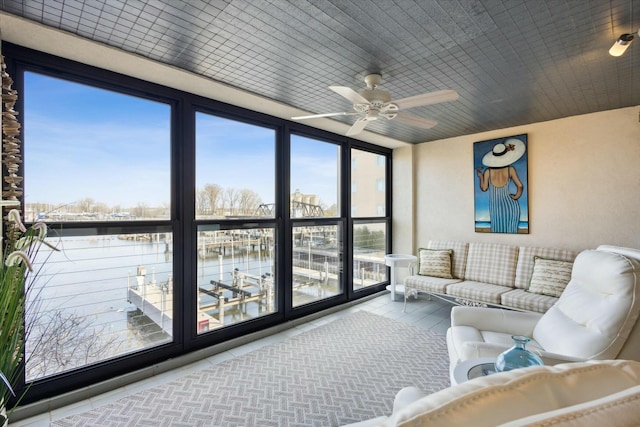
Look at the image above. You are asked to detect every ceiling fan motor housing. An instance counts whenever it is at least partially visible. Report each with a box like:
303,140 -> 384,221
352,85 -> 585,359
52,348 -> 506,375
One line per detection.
357,73 -> 391,112
358,89 -> 391,105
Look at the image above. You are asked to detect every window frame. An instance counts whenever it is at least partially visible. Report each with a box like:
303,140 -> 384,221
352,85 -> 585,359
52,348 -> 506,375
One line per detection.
3,41 -> 392,405
348,145 -> 393,297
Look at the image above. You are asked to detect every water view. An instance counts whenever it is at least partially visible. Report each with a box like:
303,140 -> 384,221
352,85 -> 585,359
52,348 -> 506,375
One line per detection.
25,227 -> 386,381
27,234 -> 174,380
27,230 -> 277,378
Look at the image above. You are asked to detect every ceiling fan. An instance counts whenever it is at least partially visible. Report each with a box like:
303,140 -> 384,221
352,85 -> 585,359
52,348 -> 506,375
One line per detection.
292,73 -> 459,136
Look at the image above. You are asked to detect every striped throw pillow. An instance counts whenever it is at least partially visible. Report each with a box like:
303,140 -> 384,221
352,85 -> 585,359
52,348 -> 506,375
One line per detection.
418,248 -> 453,279
527,256 -> 573,297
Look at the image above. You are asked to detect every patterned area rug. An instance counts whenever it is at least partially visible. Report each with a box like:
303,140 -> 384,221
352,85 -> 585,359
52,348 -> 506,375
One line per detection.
52,311 -> 449,427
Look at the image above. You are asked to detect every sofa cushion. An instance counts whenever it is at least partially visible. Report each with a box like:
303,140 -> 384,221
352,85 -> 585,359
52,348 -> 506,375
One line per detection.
527,256 -> 573,297
514,246 -> 578,289
445,280 -> 512,305
426,240 -> 468,279
500,288 -> 557,313
404,274 -> 461,295
384,360 -> 640,427
533,249 -> 640,360
464,243 -> 518,288
417,248 -> 453,278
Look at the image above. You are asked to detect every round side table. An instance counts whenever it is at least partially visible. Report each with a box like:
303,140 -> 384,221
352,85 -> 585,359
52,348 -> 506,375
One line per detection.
384,254 -> 417,301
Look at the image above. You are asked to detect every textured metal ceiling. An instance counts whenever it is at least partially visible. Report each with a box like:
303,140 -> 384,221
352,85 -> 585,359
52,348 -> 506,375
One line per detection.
1,0 -> 639,144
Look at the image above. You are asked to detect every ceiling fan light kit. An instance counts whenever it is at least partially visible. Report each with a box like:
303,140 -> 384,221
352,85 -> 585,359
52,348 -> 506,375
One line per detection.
609,30 -> 639,56
292,73 -> 458,136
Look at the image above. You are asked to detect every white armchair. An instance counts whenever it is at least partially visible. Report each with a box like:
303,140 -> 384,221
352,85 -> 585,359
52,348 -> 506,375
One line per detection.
446,245 -> 640,382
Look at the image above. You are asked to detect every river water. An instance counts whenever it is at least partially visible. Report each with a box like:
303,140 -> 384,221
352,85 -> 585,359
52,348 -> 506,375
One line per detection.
27,234 -> 275,380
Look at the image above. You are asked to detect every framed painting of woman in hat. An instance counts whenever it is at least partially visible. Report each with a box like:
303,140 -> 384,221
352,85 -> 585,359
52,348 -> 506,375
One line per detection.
474,134 -> 529,234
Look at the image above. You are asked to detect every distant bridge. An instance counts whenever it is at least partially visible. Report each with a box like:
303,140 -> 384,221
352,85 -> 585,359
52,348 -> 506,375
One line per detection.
256,201 -> 324,217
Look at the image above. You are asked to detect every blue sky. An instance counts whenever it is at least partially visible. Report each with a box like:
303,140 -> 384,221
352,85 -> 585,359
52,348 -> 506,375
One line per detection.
195,115 -> 339,207
25,72 -> 171,208
25,72 -> 338,209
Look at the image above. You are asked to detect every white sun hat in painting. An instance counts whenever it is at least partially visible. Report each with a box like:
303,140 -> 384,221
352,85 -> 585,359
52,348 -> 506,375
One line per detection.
482,137 -> 526,167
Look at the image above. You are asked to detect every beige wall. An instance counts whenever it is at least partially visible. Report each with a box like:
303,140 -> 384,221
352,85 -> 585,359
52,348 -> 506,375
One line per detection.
392,145 -> 415,253
394,106 -> 640,254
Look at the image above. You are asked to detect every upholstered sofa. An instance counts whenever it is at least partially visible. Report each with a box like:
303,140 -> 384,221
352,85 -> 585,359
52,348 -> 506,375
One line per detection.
341,360 -> 640,426
404,240 -> 578,313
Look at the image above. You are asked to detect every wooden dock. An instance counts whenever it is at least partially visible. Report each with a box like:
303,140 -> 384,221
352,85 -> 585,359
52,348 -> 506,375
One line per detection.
128,285 -> 219,335
198,237 -> 266,258
128,268 -> 274,333
127,272 -> 220,334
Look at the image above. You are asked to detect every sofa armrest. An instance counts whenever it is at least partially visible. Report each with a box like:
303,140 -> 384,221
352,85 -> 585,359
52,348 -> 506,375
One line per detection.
451,306 -> 542,336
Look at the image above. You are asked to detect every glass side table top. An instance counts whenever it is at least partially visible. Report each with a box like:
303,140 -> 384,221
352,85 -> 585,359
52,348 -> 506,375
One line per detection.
452,357 -> 497,385
467,362 -> 497,380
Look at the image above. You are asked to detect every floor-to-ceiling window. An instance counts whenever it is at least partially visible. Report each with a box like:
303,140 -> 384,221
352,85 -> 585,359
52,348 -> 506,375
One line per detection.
351,149 -> 390,291
6,42 -> 391,404
23,71 -> 174,381
195,112 -> 277,332
290,134 -> 343,307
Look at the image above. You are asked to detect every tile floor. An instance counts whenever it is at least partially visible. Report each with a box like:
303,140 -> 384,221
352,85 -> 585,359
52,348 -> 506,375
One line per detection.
12,292 -> 453,426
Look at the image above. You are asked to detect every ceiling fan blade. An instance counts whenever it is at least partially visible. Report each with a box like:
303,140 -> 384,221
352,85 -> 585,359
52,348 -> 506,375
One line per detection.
292,111 -> 360,120
329,86 -> 370,104
394,89 -> 459,110
346,117 -> 369,136
393,112 -> 438,129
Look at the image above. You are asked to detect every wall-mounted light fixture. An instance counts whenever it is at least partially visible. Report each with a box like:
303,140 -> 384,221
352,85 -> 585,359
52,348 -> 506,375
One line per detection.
609,30 -> 640,56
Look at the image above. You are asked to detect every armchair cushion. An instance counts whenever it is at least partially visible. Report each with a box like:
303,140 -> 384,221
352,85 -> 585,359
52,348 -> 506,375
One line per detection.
533,249 -> 640,359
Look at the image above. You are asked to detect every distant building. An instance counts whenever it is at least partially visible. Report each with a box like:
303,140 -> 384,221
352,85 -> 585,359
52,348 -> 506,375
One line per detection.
291,188 -> 319,206
290,189 -> 323,217
350,152 -> 386,217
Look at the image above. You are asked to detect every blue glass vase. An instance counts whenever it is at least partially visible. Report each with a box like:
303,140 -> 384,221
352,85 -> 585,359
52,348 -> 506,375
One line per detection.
495,335 -> 544,372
